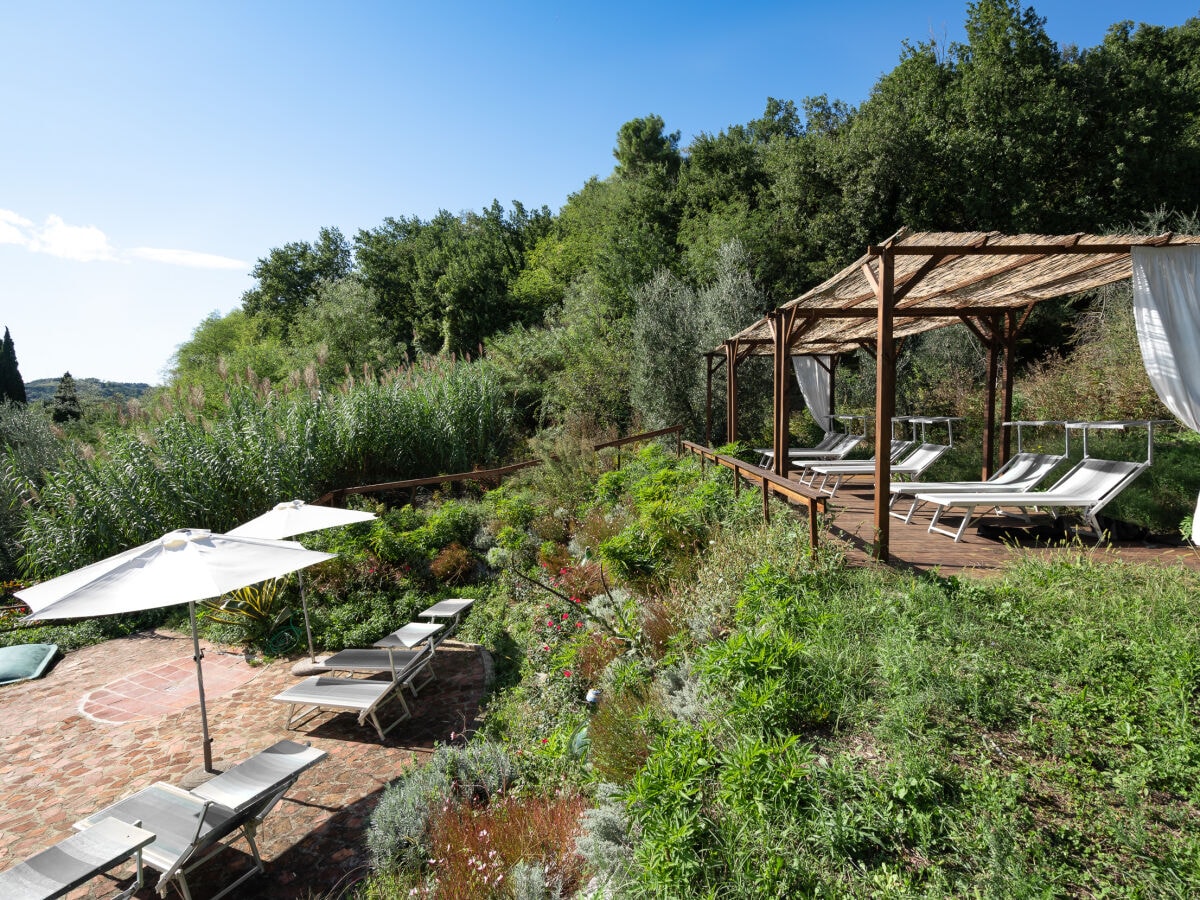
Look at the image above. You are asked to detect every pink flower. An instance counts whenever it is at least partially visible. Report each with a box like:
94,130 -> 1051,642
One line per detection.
542,644 -> 549,651
576,621 -> 583,628
561,612 -> 569,620
563,669 -> 572,677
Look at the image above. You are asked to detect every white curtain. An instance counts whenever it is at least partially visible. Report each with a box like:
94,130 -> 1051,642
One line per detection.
1132,246 -> 1200,543
791,355 -> 833,432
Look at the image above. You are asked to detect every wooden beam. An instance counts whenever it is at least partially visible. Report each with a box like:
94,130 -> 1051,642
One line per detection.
860,261 -> 879,295
868,234 -> 1175,256
895,252 -> 1050,311
772,304 -> 1045,320
893,253 -> 947,302
873,249 -> 895,562
958,315 -> 994,344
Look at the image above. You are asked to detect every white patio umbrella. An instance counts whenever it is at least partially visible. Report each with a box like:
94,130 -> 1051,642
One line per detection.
17,528 -> 334,772
228,500 -> 376,663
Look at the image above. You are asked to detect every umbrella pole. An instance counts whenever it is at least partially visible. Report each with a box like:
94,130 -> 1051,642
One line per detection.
298,572 -> 317,663
189,601 -> 215,773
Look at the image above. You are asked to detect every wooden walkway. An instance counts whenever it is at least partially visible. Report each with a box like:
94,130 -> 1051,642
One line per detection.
821,484 -> 1200,578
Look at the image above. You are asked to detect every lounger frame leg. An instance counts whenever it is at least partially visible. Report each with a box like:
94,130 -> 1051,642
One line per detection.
360,689 -> 412,740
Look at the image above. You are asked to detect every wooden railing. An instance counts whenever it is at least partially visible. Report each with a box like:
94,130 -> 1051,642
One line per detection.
593,424 -> 683,469
316,426 -> 686,505
681,441 -> 827,554
316,459 -> 541,506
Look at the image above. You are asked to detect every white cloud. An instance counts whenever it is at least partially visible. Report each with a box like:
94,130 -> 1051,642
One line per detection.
27,214 -> 116,262
0,209 -> 247,270
127,247 -> 248,270
0,209 -> 33,246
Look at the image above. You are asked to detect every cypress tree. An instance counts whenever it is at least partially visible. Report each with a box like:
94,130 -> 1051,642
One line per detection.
51,371 -> 82,423
0,327 -> 26,404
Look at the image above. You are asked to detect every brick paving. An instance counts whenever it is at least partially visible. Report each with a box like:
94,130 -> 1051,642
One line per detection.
0,629 -> 488,899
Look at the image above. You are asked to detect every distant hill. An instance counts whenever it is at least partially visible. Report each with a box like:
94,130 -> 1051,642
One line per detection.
24,377 -> 153,403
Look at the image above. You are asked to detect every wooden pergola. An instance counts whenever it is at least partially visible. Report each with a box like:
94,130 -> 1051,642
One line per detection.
714,228 -> 1200,561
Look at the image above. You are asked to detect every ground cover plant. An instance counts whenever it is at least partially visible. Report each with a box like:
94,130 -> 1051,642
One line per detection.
353,440 -> 1200,899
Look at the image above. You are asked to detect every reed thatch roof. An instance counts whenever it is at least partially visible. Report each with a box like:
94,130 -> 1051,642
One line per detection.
726,228 -> 1200,355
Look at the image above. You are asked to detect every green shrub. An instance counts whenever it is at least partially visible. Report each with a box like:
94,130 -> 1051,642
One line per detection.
19,358 -> 514,580
368,741 -> 516,872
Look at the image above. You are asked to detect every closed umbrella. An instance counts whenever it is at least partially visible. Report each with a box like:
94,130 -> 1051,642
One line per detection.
17,528 -> 334,772
229,500 -> 376,662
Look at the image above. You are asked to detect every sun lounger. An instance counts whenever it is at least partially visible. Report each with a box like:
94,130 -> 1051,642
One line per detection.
794,438 -> 914,485
918,457 -> 1147,542
756,432 -> 864,468
73,739 -> 326,900
805,443 -> 950,497
320,644 -> 437,695
417,597 -> 477,635
755,432 -> 840,466
373,621 -> 445,650
273,644 -> 433,739
888,452 -> 1065,523
0,817 -> 154,900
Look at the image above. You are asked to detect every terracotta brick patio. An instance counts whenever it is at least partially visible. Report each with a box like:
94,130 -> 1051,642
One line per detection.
0,629 -> 488,898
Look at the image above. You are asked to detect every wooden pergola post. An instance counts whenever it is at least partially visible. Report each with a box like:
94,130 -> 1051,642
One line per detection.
1000,309 -> 1020,466
704,351 -> 717,447
827,356 -> 837,429
982,315 -> 1001,479
872,248 -> 895,561
725,340 -> 739,445
770,312 -> 791,478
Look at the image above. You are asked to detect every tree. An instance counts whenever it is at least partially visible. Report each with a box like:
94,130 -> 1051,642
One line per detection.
630,241 -> 765,437
240,227 -> 353,338
290,276 -> 402,380
50,372 -> 83,423
614,115 -> 682,179
355,201 -> 554,357
0,327 -> 26,404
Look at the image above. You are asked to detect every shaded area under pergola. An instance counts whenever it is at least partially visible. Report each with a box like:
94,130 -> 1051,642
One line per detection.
708,228 -> 1200,561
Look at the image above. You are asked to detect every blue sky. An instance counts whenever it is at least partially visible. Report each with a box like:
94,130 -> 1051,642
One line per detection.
3,1 -> 1196,385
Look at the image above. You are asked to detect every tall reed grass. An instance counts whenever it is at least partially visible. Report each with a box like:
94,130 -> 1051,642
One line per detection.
19,358 -> 515,578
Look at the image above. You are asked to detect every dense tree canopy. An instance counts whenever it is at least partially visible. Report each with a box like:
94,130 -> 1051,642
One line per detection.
170,2 -> 1200,433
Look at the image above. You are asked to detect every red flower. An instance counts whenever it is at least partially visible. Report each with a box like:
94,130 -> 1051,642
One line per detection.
575,621 -> 583,628
561,612 -> 569,620
563,669 -> 572,677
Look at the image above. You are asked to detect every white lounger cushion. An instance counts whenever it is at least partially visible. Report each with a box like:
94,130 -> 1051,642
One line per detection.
918,458 -> 1146,541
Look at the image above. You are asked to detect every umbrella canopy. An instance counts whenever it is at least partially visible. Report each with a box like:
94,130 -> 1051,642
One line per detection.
227,499 -> 376,541
229,500 -> 376,662
18,528 -> 335,771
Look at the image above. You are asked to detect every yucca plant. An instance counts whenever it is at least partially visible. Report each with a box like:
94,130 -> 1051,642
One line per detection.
200,578 -> 290,649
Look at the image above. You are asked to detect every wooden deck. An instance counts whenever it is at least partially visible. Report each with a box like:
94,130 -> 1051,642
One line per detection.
820,483 -> 1200,578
